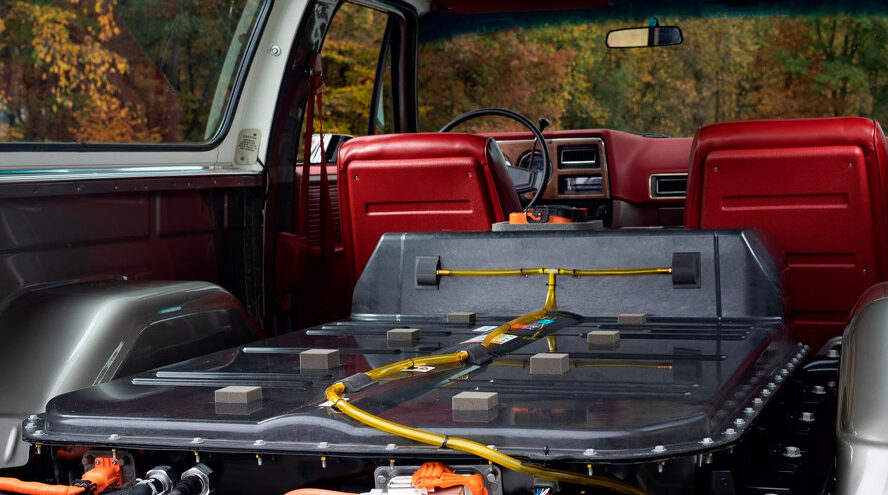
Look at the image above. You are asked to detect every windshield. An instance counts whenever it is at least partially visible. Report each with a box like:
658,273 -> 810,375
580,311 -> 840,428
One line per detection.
418,5 -> 888,135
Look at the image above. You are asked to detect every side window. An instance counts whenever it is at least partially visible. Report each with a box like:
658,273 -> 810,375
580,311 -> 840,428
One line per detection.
322,2 -> 395,137
0,0 -> 264,144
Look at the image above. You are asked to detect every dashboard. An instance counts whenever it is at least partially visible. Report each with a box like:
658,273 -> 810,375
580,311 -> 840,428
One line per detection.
490,129 -> 693,227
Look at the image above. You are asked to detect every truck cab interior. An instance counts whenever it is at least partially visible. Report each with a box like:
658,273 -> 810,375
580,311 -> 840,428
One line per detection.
2,1 -> 888,495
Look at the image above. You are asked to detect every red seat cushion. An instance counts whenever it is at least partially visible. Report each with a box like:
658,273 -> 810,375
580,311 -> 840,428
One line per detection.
337,133 -> 521,281
685,117 -> 888,349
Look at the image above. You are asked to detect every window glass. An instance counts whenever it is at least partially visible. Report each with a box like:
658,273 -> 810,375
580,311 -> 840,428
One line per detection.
323,2 -> 391,137
372,36 -> 396,135
0,0 -> 264,144
418,7 -> 888,136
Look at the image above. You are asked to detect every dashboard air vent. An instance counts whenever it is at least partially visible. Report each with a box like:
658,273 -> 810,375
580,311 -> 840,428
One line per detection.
650,174 -> 688,198
559,146 -> 599,168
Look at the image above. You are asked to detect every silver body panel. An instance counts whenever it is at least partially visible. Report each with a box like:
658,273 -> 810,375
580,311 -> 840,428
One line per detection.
837,283 -> 888,495
0,280 -> 259,468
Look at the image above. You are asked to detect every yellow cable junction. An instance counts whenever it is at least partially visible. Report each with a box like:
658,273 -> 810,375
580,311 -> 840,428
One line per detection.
325,266 -> 672,495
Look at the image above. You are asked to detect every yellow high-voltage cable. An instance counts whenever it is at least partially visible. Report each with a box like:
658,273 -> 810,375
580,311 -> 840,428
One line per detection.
325,266 -> 671,495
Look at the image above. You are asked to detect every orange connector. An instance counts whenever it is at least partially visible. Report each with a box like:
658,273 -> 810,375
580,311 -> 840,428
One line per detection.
411,462 -> 488,495
78,457 -> 123,494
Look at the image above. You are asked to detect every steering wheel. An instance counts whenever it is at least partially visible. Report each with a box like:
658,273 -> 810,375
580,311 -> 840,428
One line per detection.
439,108 -> 552,208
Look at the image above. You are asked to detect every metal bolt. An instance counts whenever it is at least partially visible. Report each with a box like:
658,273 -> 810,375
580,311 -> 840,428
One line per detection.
33,430 -> 43,436
318,441 -> 329,448
376,475 -> 387,485
734,418 -> 746,427
780,368 -> 790,376
761,389 -> 771,397
783,446 -> 802,458
744,407 -> 755,415
253,440 -> 266,446
828,381 -> 837,389
486,473 -> 497,483
827,349 -> 840,359
800,411 -> 815,422
753,397 -> 763,406
700,437 -> 714,445
812,385 -> 826,395
385,443 -> 396,451
108,434 -> 120,441
775,375 -> 784,383
269,45 -> 281,56
25,422 -> 35,430
767,382 -> 777,390
28,415 -> 38,421
652,445 -> 666,453
583,448 -> 597,456
725,428 -> 737,436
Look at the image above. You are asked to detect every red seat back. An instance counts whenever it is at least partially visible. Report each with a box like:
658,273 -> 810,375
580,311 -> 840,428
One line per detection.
337,133 -> 521,281
685,117 -> 888,348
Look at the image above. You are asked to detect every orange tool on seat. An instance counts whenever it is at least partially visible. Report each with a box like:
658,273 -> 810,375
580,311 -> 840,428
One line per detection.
411,462 -> 488,495
509,206 -> 588,225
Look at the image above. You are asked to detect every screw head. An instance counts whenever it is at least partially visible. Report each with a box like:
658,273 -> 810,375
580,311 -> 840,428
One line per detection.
385,443 -> 397,451
700,437 -> 714,445
317,441 -> 329,448
734,418 -> 746,427
812,385 -> 826,395
652,445 -> 666,453
800,411 -> 815,422
827,349 -> 840,359
486,473 -> 496,483
108,434 -> 120,441
744,407 -> 755,415
269,45 -> 282,56
783,446 -> 802,458
191,437 -> 204,444
724,428 -> 737,436
583,448 -> 597,456
762,389 -> 771,397
254,439 -> 266,446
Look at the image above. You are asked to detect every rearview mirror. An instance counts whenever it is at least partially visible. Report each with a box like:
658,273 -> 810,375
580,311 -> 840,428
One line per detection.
606,26 -> 683,48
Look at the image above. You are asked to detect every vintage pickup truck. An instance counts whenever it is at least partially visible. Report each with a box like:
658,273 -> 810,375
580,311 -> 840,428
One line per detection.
0,1 -> 885,494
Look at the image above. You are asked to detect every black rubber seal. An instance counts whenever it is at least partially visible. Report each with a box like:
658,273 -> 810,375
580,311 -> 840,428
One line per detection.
463,344 -> 492,365
340,373 -> 373,393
